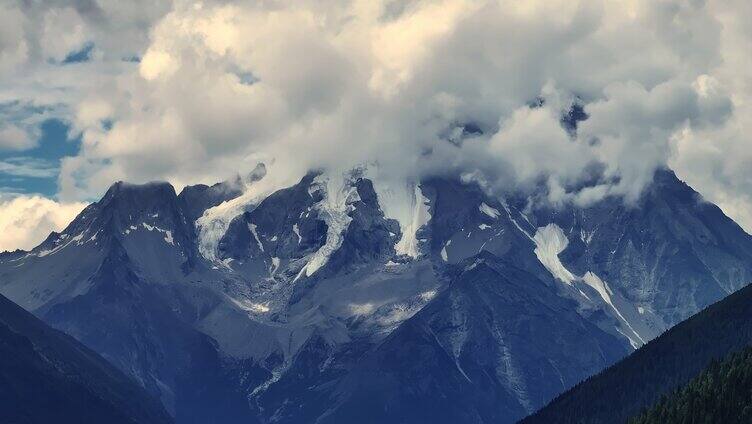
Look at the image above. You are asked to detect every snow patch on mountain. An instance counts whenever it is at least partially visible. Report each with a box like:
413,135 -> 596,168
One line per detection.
582,272 -> 615,309
228,296 -> 271,314
532,225 -> 647,347
249,223 -> 264,252
196,169 -> 293,262
369,177 -> 431,259
533,224 -> 576,284
250,361 -> 291,397
295,174 -> 359,280
142,223 -> 174,245
36,232 -> 85,257
349,303 -> 375,315
479,202 -> 501,219
440,239 -> 453,262
501,200 -> 533,240
583,272 -> 646,348
580,228 -> 596,244
197,195 -> 261,261
292,223 -> 301,244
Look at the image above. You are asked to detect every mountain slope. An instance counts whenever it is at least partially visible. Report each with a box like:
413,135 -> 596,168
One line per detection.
629,346 -> 752,424
320,253 -> 628,424
2,167 -> 752,423
0,292 -> 172,424
550,169 -> 752,328
521,281 -> 752,424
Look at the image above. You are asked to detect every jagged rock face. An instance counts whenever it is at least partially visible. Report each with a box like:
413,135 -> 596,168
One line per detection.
217,173 -> 328,264
1,167 -> 751,424
178,163 -> 265,224
321,178 -> 400,275
178,181 -> 243,222
529,170 -> 752,334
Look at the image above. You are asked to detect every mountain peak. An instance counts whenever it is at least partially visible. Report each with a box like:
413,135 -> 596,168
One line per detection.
4,165 -> 752,424
103,180 -> 177,202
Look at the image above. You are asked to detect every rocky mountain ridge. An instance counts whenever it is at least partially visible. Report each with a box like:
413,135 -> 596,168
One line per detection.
1,166 -> 750,423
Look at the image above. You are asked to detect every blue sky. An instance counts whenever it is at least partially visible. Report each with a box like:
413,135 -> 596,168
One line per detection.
0,34 -> 91,199
0,118 -> 80,198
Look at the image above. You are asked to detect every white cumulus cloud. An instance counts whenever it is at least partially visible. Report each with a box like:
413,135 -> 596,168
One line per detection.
0,0 -> 751,242
0,195 -> 87,252
55,1 -> 744,203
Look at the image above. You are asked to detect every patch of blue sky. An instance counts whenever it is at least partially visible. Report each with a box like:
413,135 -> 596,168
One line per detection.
0,119 -> 80,197
62,42 -> 95,64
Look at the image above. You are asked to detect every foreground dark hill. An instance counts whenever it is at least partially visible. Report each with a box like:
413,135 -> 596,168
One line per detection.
629,346 -> 752,424
2,165 -> 752,423
0,293 -> 172,424
521,281 -> 752,424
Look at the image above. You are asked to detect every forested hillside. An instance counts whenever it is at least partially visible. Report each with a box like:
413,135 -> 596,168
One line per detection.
630,346 -> 752,424
521,282 -> 752,424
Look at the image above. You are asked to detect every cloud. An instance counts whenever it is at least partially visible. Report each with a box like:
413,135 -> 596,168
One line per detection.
0,125 -> 34,150
0,2 -> 30,74
0,0 -> 173,153
664,0 -> 752,233
39,6 -> 88,62
0,157 -> 58,178
0,0 -> 751,234
60,2 -> 732,197
0,195 -> 87,252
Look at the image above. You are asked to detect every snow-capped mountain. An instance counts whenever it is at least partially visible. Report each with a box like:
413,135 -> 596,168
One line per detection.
1,166 -> 751,424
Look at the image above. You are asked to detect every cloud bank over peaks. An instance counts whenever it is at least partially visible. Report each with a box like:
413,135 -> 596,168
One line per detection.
2,0 -> 752,241
57,1 -> 736,208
